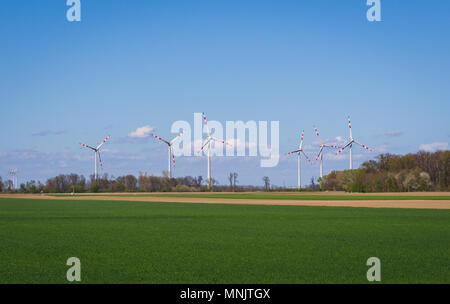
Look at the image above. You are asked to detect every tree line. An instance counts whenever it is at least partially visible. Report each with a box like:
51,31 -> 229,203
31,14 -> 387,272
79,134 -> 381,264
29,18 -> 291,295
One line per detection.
1,172 -> 261,193
1,150 -> 448,193
320,150 -> 449,192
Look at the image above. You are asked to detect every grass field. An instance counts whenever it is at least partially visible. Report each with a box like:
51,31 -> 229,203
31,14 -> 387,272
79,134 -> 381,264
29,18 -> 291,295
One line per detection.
0,197 -> 449,283
50,193 -> 450,200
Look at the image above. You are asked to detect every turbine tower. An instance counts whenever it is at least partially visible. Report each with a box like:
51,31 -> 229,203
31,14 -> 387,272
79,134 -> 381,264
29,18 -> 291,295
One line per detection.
80,135 -> 111,180
198,112 -> 230,190
151,129 -> 185,178
313,125 -> 340,178
336,116 -> 373,169
287,130 -> 311,190
9,168 -> 18,190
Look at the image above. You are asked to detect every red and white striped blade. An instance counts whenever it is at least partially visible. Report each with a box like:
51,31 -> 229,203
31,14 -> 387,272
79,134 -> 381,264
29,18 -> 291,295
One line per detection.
197,139 -> 211,154
287,150 -> 301,155
212,137 -> 232,146
348,116 -> 353,138
98,152 -> 103,171
299,130 -> 305,149
96,135 -> 111,149
172,150 -> 176,169
315,147 -> 324,162
102,135 -> 111,144
80,143 -> 95,150
313,125 -> 323,145
177,129 -> 185,137
336,141 -> 352,155
355,141 -> 373,152
336,146 -> 347,155
170,129 -> 185,144
202,112 -> 211,136
302,151 -> 312,164
151,134 -> 170,145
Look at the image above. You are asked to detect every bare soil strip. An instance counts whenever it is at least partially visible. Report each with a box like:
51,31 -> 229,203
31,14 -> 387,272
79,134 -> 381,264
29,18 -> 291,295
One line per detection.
15,191 -> 448,196
1,194 -> 449,209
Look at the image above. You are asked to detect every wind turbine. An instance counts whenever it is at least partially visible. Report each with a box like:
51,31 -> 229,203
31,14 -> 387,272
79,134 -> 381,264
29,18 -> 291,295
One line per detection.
287,130 -> 312,190
313,125 -> 340,178
336,116 -> 373,169
151,129 -> 185,178
9,168 -> 18,190
80,135 -> 111,180
198,112 -> 230,190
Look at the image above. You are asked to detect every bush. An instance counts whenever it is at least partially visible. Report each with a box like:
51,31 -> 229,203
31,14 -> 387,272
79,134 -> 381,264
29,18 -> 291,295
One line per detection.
175,185 -> 193,192
90,182 -> 100,193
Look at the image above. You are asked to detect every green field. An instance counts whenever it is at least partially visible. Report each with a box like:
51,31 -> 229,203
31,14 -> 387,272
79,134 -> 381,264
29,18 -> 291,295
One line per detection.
0,197 -> 449,283
50,193 -> 450,200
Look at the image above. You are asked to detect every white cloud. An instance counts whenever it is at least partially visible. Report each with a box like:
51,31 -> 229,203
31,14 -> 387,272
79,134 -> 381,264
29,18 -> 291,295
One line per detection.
419,142 -> 448,152
384,130 -> 403,137
335,136 -> 347,143
325,152 -> 366,161
128,125 -> 154,138
372,144 -> 388,153
32,129 -> 66,137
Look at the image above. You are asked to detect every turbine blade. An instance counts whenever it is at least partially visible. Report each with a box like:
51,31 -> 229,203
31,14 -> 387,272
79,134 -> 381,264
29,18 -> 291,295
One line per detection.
313,125 -> 323,145
315,146 -> 324,162
301,150 -> 312,165
151,134 -> 170,145
197,138 -> 211,154
170,129 -> 185,145
96,135 -> 111,150
202,112 -> 211,137
98,152 -> 103,171
212,136 -> 232,146
354,141 -> 373,152
348,116 -> 353,139
336,141 -> 352,155
299,130 -> 305,149
171,147 -> 176,169
287,149 -> 301,155
80,143 -> 96,151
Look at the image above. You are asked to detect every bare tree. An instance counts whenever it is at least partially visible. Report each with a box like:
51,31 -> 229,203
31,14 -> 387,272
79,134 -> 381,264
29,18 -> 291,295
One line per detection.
233,172 -> 238,191
195,176 -> 203,187
210,178 -> 219,188
263,176 -> 270,191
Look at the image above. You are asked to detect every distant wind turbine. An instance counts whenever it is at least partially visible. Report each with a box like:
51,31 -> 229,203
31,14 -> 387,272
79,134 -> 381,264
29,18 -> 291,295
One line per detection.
198,112 -> 231,190
313,125 -> 340,178
80,135 -> 111,180
336,116 -> 373,169
151,130 -> 185,178
287,130 -> 312,190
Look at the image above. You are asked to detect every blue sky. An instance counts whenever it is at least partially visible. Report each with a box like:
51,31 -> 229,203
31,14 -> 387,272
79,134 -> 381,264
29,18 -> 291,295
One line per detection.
1,0 -> 449,187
